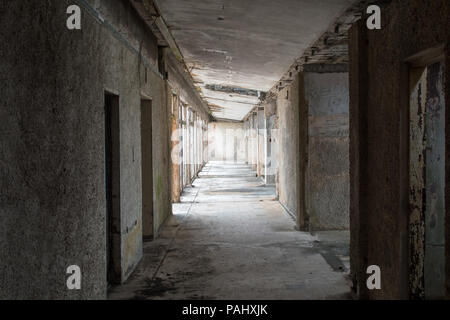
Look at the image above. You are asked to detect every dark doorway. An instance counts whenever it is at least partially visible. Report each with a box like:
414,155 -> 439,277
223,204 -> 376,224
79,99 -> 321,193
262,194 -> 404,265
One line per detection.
141,99 -> 154,240
105,92 -> 121,286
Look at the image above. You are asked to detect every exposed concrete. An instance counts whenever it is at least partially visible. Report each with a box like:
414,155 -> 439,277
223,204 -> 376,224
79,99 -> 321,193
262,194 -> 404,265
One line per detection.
2,0 -> 448,303
108,162 -> 351,300
243,112 -> 259,170
154,0 -> 356,120
304,69 -> 350,230
265,1 -> 371,99
208,123 -> 246,162
276,74 -> 301,227
264,99 -> 278,185
0,0 -> 206,299
250,113 -> 258,170
164,48 -> 210,121
257,109 -> 266,177
170,95 -> 182,203
169,88 -> 208,204
271,66 -> 349,231
348,0 -> 450,299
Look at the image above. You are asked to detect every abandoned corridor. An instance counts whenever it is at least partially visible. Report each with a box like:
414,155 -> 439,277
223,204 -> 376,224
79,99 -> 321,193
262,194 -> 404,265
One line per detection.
1,0 -> 449,301
109,162 -> 350,300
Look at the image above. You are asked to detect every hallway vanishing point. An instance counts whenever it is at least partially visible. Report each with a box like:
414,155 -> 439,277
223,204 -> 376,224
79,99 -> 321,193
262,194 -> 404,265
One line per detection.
109,162 -> 350,300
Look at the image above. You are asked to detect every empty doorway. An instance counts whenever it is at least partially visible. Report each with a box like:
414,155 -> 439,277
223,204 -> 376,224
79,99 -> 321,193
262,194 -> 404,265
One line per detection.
408,48 -> 446,299
141,99 -> 154,240
105,92 -> 121,285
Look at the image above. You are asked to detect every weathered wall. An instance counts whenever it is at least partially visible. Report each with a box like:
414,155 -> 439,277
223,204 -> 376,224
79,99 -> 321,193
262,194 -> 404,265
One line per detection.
409,63 -> 446,298
257,109 -> 265,177
277,74 -> 300,223
0,0 -> 171,299
304,68 -> 349,230
165,50 -> 209,202
423,62 -> 446,298
208,122 -> 246,162
250,113 -> 258,169
264,99 -> 278,185
165,49 -> 210,120
243,119 -> 250,164
244,112 -> 258,169
349,0 -> 450,299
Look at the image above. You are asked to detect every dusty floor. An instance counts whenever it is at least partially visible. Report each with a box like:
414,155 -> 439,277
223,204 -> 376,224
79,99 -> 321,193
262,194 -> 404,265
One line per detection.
109,162 -> 351,300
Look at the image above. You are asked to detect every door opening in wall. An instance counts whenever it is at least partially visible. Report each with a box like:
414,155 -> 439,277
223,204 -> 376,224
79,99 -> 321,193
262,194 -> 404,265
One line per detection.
408,48 -> 445,299
105,92 -> 121,286
141,99 -> 154,241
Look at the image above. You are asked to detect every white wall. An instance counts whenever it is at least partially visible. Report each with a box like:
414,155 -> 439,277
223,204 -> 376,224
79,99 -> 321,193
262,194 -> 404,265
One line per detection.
208,122 -> 246,162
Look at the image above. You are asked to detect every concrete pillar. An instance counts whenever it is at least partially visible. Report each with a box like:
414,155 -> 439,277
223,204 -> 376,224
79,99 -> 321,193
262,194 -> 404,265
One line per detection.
171,96 -> 181,203
276,75 -> 301,226
185,107 -> 191,184
182,105 -> 188,187
257,108 -> 265,177
203,120 -> 208,165
303,63 -> 350,231
252,112 -> 258,171
264,99 -> 278,185
276,66 -> 350,232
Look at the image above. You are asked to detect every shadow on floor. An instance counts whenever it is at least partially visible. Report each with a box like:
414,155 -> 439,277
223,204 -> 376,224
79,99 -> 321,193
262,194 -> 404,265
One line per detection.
108,162 -> 351,300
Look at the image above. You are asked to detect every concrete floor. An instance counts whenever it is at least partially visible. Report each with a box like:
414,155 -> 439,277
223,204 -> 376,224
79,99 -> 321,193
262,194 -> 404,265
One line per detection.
109,162 -> 351,300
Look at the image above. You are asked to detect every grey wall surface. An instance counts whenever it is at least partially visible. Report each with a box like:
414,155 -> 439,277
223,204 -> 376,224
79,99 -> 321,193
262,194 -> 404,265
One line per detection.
0,0 -> 171,299
424,62 -> 446,298
257,109 -> 265,177
349,0 -> 449,299
277,75 -> 300,222
208,122 -> 246,162
165,49 -> 210,121
264,99 -> 278,185
304,71 -> 350,230
244,113 -> 258,169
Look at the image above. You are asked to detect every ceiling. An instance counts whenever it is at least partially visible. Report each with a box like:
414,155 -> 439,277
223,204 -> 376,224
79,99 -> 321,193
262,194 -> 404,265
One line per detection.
154,0 -> 355,121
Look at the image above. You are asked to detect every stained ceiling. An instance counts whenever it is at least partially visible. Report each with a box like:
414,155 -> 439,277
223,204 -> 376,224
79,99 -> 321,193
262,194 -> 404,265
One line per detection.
154,0 -> 356,121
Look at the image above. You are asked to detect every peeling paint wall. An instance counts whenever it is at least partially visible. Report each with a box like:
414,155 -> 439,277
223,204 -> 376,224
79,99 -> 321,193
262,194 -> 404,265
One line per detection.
409,66 -> 427,298
409,62 -> 446,299
423,62 -> 446,299
165,50 -> 209,202
349,0 -> 450,299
